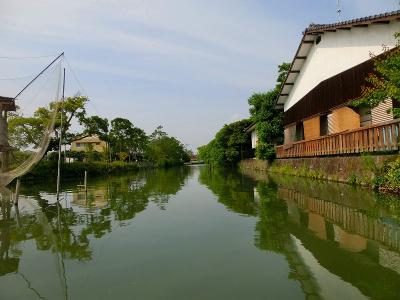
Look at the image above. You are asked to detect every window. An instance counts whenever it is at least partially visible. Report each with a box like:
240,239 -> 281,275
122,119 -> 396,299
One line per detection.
76,143 -> 81,147
320,115 -> 328,136
96,142 -> 100,145
359,106 -> 372,127
295,123 -> 304,141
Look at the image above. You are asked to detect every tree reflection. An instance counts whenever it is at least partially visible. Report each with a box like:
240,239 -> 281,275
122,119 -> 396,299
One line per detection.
198,167 -> 289,252
254,181 -> 290,254
0,188 -> 19,276
198,167 -> 258,216
0,167 -> 190,274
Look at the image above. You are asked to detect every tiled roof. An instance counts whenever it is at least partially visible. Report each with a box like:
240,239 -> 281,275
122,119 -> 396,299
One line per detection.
305,10 -> 400,33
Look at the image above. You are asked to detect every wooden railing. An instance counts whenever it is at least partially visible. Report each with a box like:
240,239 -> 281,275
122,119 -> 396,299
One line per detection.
276,119 -> 400,158
278,187 -> 400,251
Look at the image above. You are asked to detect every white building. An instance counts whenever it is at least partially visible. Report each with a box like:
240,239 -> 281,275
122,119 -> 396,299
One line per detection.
274,10 -> 400,157
245,124 -> 258,149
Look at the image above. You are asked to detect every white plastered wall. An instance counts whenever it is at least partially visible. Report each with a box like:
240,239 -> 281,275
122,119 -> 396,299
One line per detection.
284,22 -> 399,112
251,130 -> 258,149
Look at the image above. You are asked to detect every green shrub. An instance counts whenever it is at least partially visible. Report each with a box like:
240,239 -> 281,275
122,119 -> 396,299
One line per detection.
23,161 -> 147,182
255,143 -> 276,161
376,158 -> 400,192
347,174 -> 358,186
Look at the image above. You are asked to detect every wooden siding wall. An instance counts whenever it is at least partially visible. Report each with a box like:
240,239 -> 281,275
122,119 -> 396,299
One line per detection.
328,107 -> 360,134
372,99 -> 393,124
303,116 -> 320,140
284,57 -> 374,126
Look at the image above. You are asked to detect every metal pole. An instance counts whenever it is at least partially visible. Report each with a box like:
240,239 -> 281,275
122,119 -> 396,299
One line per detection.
14,179 -> 20,206
56,67 -> 66,201
84,171 -> 87,192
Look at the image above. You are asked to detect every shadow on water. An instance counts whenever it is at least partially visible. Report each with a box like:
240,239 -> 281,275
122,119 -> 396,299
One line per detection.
199,166 -> 400,300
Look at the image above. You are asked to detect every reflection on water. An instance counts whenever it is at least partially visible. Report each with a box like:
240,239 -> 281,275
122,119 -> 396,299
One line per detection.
1,166 -> 400,299
201,167 -> 400,299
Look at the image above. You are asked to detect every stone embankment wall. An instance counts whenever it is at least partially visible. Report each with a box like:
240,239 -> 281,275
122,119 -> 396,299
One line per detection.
240,155 -> 398,185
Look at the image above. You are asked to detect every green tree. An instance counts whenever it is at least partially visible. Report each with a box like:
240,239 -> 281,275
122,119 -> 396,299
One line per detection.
146,126 -> 189,166
80,115 -> 109,142
149,125 -> 167,140
248,63 -> 290,160
197,119 -> 252,165
109,118 -> 148,162
8,95 -> 88,151
352,33 -> 400,116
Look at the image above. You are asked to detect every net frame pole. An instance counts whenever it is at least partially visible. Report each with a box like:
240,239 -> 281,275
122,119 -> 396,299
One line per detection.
14,52 -> 64,100
56,67 -> 66,201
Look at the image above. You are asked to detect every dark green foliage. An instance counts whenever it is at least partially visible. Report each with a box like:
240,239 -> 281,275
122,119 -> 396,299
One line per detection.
65,150 -> 85,161
374,157 -> 400,193
109,117 -> 148,162
80,115 -> 109,141
198,119 -> 252,165
23,161 -> 145,181
248,63 -> 290,160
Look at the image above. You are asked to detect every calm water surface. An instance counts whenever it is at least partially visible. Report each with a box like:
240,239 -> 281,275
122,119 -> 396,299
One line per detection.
1,166 -> 400,299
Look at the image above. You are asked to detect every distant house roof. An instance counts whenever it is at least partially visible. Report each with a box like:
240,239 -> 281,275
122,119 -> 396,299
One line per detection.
71,135 -> 104,143
0,96 -> 16,111
275,10 -> 400,108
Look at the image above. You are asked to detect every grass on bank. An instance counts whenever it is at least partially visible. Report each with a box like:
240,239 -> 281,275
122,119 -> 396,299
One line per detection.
265,155 -> 400,194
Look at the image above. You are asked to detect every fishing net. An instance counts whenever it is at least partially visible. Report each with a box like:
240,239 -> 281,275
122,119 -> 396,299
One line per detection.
0,57 -> 63,187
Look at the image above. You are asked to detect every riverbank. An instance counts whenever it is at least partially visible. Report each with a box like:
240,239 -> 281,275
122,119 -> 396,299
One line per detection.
240,154 -> 400,193
21,160 -> 154,182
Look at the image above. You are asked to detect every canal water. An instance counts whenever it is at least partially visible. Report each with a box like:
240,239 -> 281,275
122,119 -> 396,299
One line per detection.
1,166 -> 400,299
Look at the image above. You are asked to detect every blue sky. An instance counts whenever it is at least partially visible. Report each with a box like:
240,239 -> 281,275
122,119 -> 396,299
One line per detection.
0,0 -> 399,149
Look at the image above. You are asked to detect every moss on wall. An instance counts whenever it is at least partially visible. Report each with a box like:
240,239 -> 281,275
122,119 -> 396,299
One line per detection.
240,154 -> 400,192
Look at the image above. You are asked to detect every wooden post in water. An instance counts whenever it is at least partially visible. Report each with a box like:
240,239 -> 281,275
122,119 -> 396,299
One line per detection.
14,201 -> 21,227
84,171 -> 87,192
14,179 -> 20,206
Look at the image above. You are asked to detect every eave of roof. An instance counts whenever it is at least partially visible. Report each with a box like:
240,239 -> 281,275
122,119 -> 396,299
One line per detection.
0,96 -> 14,102
244,123 -> 256,133
275,9 -> 400,109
